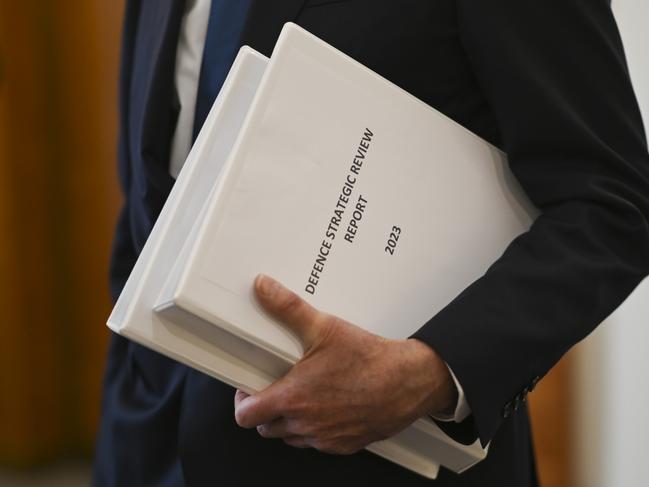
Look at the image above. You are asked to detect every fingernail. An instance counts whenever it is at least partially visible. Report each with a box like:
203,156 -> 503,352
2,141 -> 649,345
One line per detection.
257,274 -> 280,298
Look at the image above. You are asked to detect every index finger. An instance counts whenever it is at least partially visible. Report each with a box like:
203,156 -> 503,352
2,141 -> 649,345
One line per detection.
234,380 -> 288,429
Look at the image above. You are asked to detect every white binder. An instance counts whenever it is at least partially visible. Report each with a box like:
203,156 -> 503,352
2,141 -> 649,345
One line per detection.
109,23 -> 538,479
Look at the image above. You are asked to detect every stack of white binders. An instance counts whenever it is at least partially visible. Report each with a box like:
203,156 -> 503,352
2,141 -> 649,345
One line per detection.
108,23 -> 538,479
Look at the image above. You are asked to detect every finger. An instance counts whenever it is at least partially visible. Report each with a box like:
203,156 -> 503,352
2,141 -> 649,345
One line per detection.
234,378 -> 290,429
283,436 -> 312,449
253,274 -> 325,348
256,417 -> 301,439
234,389 -> 249,409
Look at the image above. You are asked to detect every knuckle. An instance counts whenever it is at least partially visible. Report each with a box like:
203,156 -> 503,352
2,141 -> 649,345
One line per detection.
277,383 -> 310,416
284,437 -> 308,449
329,445 -> 345,455
330,442 -> 346,455
256,424 -> 271,438
311,315 -> 341,348
315,311 -> 337,331
313,439 -> 336,454
234,407 -> 253,428
310,439 -> 326,452
290,417 -> 317,438
332,442 -> 358,455
311,436 -> 361,456
298,420 -> 317,437
275,385 -> 297,412
290,420 -> 309,437
324,313 -> 346,334
234,409 -> 246,428
340,444 -> 361,455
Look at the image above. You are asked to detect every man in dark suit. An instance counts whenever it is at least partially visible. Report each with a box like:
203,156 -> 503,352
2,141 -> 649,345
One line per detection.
94,1 -> 649,485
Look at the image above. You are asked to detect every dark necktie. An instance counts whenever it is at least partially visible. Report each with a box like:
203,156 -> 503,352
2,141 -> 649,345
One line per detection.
192,0 -> 254,142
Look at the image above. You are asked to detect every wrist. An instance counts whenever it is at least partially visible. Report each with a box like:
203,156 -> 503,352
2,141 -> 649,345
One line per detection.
403,338 -> 458,418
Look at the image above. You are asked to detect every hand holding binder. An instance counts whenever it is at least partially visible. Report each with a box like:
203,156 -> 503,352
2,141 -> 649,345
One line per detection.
234,274 -> 457,455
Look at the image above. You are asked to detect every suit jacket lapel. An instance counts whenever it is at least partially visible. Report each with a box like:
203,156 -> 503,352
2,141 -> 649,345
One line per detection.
128,0 -> 307,219
240,0 -> 308,56
130,0 -> 185,209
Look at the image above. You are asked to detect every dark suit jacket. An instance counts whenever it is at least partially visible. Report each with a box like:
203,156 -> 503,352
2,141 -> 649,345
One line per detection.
94,1 -> 649,486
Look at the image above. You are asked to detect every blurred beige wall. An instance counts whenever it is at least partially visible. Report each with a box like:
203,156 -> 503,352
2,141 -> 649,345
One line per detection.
573,3 -> 649,486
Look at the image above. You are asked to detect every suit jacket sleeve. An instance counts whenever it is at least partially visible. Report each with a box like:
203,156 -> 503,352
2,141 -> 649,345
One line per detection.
410,0 -> 649,447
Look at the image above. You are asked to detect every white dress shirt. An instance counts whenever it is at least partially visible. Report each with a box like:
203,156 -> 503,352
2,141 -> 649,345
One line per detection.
169,0 -> 212,178
169,0 -> 471,424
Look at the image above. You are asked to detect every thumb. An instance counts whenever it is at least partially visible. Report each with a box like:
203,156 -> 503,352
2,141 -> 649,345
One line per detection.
253,274 -> 324,349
